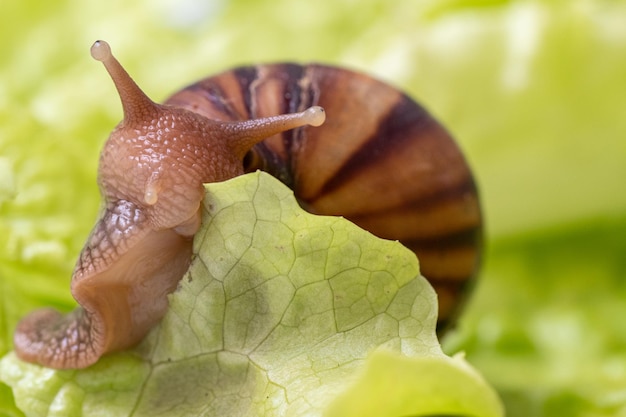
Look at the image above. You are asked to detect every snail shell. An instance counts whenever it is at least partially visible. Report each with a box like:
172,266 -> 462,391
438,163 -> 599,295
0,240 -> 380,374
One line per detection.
166,64 -> 482,328
13,41 -> 481,370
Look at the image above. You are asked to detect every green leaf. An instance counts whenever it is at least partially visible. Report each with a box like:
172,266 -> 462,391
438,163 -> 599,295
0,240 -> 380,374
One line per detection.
325,350 -> 502,417
0,172 -> 502,417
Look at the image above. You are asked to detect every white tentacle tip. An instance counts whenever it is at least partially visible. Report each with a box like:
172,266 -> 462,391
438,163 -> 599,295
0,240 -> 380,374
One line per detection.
144,175 -> 161,206
91,40 -> 112,62
144,188 -> 158,206
303,106 -> 326,127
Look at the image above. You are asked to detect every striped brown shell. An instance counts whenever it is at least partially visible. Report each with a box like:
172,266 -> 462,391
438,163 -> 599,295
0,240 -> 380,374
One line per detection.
165,63 -> 482,329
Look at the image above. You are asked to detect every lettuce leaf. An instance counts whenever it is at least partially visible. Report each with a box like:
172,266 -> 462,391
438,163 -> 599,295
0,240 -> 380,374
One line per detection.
0,172 -> 503,417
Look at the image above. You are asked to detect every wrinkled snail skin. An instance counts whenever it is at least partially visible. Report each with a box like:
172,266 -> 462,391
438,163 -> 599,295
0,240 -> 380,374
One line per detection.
166,64 -> 483,329
13,41 -> 326,369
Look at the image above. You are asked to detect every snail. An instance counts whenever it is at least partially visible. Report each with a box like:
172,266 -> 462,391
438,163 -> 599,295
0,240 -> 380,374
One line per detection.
14,40 -> 481,370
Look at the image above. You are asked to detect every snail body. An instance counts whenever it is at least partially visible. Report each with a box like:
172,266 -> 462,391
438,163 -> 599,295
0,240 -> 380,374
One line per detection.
14,41 -> 481,370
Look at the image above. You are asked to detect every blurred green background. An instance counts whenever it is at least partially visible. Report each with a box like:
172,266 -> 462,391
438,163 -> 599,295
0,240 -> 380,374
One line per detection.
1,0 -> 625,416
